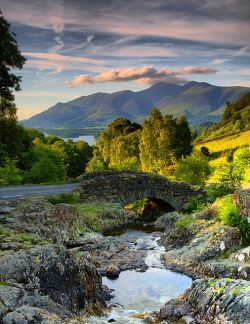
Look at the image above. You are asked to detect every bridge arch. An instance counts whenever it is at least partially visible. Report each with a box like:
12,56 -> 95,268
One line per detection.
77,171 -> 202,210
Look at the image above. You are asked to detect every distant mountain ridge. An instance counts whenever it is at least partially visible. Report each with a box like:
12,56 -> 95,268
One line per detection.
23,81 -> 250,128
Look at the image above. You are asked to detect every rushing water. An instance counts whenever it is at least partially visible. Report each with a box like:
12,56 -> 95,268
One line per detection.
89,226 -> 192,323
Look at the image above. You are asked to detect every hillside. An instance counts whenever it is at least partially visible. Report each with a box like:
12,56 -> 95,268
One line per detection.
23,81 -> 249,128
195,129 -> 250,153
195,92 -> 250,143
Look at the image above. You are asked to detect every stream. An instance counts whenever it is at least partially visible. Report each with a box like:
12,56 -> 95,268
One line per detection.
89,225 -> 192,323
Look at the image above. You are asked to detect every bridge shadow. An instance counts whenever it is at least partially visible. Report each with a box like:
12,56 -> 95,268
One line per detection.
129,197 -> 175,223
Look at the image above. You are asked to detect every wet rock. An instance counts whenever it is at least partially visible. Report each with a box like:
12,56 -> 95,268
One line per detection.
160,299 -> 189,321
106,265 -> 121,279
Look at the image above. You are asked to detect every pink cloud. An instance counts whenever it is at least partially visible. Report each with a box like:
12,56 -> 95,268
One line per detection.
65,65 -> 218,87
176,66 -> 218,74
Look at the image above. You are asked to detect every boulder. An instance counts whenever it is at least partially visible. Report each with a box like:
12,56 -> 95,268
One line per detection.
160,278 -> 250,323
235,188 -> 250,218
106,265 -> 121,279
0,244 -> 106,319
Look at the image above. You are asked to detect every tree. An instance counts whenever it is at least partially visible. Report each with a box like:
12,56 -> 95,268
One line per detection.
214,147 -> 250,189
0,11 -> 26,108
174,151 -> 211,185
200,146 -> 210,157
96,117 -> 141,165
139,109 -> 179,173
86,148 -> 107,172
109,131 -> 141,170
175,115 -> 193,158
0,11 -> 26,159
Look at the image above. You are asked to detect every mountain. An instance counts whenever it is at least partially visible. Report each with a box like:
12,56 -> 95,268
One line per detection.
23,81 -> 250,128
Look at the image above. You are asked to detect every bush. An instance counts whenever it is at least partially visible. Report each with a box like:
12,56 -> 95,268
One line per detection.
48,192 -> 80,205
175,215 -> 196,229
217,195 -> 250,245
217,196 -> 240,227
206,182 -> 235,202
0,158 -> 22,185
174,151 -> 211,185
183,197 -> 207,213
27,156 -> 66,184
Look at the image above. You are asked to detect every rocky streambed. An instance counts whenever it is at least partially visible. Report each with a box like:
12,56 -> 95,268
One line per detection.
0,190 -> 249,323
88,226 -> 192,323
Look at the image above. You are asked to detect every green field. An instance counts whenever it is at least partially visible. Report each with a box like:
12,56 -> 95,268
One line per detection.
195,130 -> 250,153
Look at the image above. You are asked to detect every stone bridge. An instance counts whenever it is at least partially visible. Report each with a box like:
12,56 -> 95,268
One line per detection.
78,171 -> 202,210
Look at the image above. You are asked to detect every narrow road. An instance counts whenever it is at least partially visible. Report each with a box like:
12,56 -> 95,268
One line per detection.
0,183 -> 79,200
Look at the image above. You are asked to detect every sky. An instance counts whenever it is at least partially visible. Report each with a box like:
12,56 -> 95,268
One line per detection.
1,0 -> 250,119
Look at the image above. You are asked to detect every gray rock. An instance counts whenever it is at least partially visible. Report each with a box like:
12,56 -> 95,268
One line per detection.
3,305 -> 62,324
0,244 -> 106,319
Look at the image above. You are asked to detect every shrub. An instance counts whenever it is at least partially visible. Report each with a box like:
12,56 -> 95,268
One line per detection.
174,151 -> 211,185
27,156 -> 66,184
217,196 -> 240,227
175,215 -> 196,229
48,192 -> 80,205
200,146 -> 210,157
0,158 -> 22,185
205,182 -> 235,202
183,197 -> 208,213
217,195 -> 250,245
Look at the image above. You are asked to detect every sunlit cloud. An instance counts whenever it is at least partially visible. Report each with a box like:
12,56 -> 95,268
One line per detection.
65,65 -> 218,87
211,59 -> 230,65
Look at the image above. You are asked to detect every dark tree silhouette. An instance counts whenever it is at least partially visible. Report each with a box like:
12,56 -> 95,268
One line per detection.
0,10 -> 26,116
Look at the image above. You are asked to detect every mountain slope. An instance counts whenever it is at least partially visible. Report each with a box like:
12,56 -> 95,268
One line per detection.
23,82 -> 250,128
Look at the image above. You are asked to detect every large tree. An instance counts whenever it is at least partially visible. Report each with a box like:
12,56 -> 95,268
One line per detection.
0,11 -> 26,110
0,11 -> 26,160
139,109 -> 177,173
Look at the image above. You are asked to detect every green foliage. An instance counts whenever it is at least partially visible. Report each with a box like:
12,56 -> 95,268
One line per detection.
0,158 -> 22,185
212,147 -> 250,189
27,156 -> 66,184
86,148 -> 108,172
0,11 -> 26,103
175,114 -> 193,158
205,182 -> 235,202
77,202 -> 120,232
200,146 -> 210,157
94,117 -> 141,170
195,93 -> 250,143
175,215 -> 196,229
217,196 -> 240,227
217,195 -> 250,245
125,198 -> 148,211
48,192 -> 80,205
183,197 -> 208,213
174,151 -> 211,185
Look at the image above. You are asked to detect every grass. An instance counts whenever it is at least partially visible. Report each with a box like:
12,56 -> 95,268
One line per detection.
195,130 -> 250,153
77,201 -> 122,233
48,192 -> 80,204
175,215 -> 196,229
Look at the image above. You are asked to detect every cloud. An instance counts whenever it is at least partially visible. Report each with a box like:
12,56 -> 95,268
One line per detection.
211,59 -> 229,65
87,35 -> 95,43
176,66 -> 217,74
22,52 -> 106,74
65,65 -> 218,87
23,52 -> 104,65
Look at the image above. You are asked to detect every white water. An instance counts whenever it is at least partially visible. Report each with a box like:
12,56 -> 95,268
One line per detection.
88,228 -> 192,323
